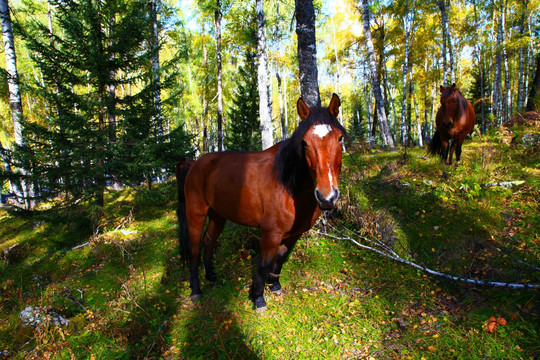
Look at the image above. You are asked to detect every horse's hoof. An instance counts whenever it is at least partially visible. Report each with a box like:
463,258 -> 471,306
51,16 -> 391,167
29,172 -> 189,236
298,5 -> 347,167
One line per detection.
271,288 -> 287,296
253,297 -> 267,311
190,293 -> 202,302
254,305 -> 267,313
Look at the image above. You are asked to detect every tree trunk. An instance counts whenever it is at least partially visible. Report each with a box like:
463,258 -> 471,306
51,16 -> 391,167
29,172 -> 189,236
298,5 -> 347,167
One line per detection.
0,0 -> 33,209
493,7 -> 503,122
256,0 -> 273,150
151,0 -> 163,137
525,53 -> 540,111
438,0 -> 454,84
295,0 -> 320,108
277,71 -> 286,140
331,16 -> 343,123
361,0 -> 395,147
400,0 -> 414,145
215,0 -> 223,151
517,0 -> 527,110
202,24 -> 209,153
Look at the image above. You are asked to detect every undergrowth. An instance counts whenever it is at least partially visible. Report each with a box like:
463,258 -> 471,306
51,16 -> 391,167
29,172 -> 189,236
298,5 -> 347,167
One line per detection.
0,121 -> 538,359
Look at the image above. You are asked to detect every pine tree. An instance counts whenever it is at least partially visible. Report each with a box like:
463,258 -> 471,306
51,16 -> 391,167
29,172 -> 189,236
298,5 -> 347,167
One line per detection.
18,0 -> 192,206
226,49 -> 261,151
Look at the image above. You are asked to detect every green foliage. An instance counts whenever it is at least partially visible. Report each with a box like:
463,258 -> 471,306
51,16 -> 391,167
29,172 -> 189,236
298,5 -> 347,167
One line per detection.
225,47 -> 261,151
9,0 -> 193,207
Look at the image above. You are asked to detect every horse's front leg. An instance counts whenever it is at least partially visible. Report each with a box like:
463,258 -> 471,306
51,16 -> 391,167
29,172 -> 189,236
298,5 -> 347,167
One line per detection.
448,140 -> 457,165
455,139 -> 464,162
440,139 -> 450,164
251,231 -> 281,310
267,235 -> 301,295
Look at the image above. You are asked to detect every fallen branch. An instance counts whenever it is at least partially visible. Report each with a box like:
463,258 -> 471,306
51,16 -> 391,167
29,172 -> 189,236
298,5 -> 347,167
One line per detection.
481,180 -> 525,188
317,223 -> 540,290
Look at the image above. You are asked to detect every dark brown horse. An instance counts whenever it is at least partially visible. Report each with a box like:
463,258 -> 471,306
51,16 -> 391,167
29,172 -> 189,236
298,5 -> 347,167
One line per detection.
428,84 -> 476,164
177,94 -> 346,310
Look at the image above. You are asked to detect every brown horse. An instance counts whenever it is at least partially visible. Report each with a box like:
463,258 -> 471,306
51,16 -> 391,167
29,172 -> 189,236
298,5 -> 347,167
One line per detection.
177,94 -> 346,310
428,84 -> 476,164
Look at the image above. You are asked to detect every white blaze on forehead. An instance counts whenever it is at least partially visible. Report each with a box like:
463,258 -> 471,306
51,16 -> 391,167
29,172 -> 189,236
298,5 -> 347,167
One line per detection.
328,169 -> 334,187
313,124 -> 332,139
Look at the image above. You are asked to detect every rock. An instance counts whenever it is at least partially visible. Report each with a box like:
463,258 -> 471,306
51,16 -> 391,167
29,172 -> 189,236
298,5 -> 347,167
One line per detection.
19,306 -> 69,328
521,133 -> 540,147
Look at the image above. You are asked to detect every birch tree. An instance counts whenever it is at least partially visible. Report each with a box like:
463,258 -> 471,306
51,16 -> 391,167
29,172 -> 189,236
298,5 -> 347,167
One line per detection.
0,0 -> 32,209
360,0 -> 395,148
438,0 -> 454,85
151,0 -> 163,136
215,0 -> 223,151
400,0 -> 416,146
256,0 -> 273,150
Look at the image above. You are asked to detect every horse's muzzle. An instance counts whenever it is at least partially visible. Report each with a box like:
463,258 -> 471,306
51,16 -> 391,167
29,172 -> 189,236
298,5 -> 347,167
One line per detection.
315,188 -> 340,210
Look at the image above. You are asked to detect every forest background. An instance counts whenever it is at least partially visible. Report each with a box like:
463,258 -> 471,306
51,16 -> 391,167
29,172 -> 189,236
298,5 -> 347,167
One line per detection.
0,0 -> 539,207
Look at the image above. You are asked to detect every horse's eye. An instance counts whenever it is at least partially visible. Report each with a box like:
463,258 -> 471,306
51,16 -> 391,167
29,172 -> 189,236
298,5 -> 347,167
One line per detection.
302,140 -> 308,148
338,136 -> 344,143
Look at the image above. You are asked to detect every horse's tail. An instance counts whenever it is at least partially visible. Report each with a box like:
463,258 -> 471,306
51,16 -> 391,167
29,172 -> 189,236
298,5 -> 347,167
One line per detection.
176,158 -> 193,266
427,130 -> 442,157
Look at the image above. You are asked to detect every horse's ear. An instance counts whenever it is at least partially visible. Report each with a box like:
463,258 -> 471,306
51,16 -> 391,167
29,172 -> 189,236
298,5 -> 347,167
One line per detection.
297,98 -> 310,121
439,85 -> 444,93
451,83 -> 456,90
328,93 -> 341,117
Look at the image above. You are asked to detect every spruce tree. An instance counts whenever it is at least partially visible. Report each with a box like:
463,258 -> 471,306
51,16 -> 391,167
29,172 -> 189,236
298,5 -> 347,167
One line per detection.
225,48 -> 261,152
17,0 -> 192,206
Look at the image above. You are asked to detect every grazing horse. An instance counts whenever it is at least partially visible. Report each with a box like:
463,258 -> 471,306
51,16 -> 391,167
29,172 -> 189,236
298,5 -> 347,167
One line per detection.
428,84 -> 476,164
177,94 -> 346,310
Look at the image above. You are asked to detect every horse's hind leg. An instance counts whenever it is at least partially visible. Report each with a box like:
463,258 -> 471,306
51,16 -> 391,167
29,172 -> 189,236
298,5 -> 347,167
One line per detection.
203,211 -> 225,283
186,205 -> 208,301
267,235 -> 301,295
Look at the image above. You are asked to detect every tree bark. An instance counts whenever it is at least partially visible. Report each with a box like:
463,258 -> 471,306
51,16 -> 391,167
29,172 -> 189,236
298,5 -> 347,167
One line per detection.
525,53 -> 540,111
492,7 -> 503,121
215,0 -> 223,151
256,0 -> 273,150
517,0 -> 527,110
151,0 -> 163,137
400,0 -> 415,146
360,0 -> 395,147
438,0 -> 454,84
295,0 -> 320,108
1,0 -> 33,209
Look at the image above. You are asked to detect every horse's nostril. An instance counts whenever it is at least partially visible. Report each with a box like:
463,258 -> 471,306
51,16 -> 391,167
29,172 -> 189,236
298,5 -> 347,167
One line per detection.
315,188 -> 339,209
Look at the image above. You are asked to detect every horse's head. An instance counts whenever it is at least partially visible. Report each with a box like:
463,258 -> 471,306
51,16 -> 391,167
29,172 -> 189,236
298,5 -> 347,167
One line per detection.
439,83 -> 460,129
297,94 -> 345,210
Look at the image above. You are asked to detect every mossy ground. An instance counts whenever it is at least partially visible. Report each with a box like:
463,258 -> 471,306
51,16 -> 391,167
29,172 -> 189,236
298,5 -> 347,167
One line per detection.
1,122 -> 538,359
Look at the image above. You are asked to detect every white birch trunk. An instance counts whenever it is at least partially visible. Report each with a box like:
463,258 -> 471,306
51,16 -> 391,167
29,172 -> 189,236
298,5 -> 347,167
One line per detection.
1,0 -> 33,209
361,0 -> 394,147
256,0 -> 273,150
151,0 -> 163,137
215,1 -> 223,151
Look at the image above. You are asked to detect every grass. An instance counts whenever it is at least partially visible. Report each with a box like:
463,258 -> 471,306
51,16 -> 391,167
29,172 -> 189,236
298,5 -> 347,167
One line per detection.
1,121 -> 539,359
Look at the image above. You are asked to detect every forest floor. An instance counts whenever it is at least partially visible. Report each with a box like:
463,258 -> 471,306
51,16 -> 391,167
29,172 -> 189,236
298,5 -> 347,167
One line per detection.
0,118 -> 539,359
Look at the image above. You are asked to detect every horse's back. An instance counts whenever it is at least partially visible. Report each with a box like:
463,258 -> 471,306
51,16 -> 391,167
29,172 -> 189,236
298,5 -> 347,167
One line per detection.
185,145 -> 282,227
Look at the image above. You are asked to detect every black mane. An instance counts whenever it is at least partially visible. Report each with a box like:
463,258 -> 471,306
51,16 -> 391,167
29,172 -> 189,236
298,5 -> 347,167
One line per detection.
273,106 -> 347,195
